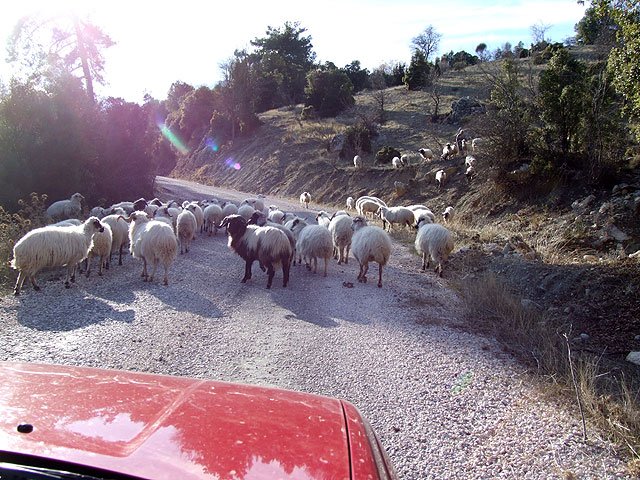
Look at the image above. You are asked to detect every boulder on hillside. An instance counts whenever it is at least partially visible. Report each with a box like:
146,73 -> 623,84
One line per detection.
447,97 -> 486,124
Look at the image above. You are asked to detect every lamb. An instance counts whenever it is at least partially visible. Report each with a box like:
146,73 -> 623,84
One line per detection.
203,203 -> 224,236
85,222 -> 113,277
353,155 -> 362,169
350,216 -> 392,288
376,205 -> 415,231
128,211 -> 178,285
442,206 -> 454,223
101,214 -> 129,266
218,214 -> 291,289
176,209 -> 198,254
392,156 -> 403,169
328,214 -> 354,264
418,148 -> 434,161
465,155 -> 476,168
296,224 -> 333,276
299,191 -> 311,209
11,216 -> 105,295
414,219 -> 454,276
346,196 -> 355,210
435,169 -> 447,189
45,192 -> 84,222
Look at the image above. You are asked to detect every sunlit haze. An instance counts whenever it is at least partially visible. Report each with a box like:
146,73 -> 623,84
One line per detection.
0,0 -> 588,103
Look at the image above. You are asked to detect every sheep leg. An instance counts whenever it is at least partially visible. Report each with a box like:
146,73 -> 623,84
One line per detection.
30,276 -> 40,291
241,259 -> 253,283
13,271 -> 27,295
421,253 -> 427,271
85,257 -> 92,278
377,263 -> 383,288
141,258 -> 148,281
282,256 -> 290,287
65,265 -> 74,288
345,245 -> 350,264
149,258 -> 159,283
323,257 -> 328,277
163,260 -> 170,286
118,245 -> 124,266
265,262 -> 275,289
98,255 -> 105,276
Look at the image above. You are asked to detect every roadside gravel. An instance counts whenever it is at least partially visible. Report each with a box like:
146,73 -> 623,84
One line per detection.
0,176 -> 632,479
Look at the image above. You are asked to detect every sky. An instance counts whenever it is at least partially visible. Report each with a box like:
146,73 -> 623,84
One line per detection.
0,0 -> 588,104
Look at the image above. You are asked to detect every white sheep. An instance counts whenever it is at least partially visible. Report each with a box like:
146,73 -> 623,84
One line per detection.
441,143 -> 458,160
414,220 -> 454,276
101,214 -> 129,266
299,191 -> 311,209
465,164 -> 476,182
471,137 -> 482,153
237,203 -> 256,221
221,201 -> 239,217
346,196 -> 355,210
219,215 -> 292,289
350,216 -> 392,288
376,205 -> 415,231
154,205 -> 181,231
203,203 -> 224,236
85,222 -> 113,277
435,169 -> 447,189
355,195 -> 387,210
89,206 -> 108,219
46,193 -> 84,222
52,219 -> 82,227
248,212 -> 296,264
418,148 -> 434,161
400,154 -> 410,167
177,209 -> 198,254
268,206 -> 286,224
109,201 -> 135,215
315,211 -> 332,229
392,156 -> 403,169
353,155 -> 362,169
11,216 -> 104,294
412,208 -> 436,226
186,203 -> 204,234
296,224 -> 333,276
128,211 -> 178,285
465,155 -> 476,168
442,206 -> 454,223
288,217 -> 310,266
328,214 -> 353,265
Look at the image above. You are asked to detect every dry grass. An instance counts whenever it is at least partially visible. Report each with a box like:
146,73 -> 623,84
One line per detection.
455,271 -> 640,467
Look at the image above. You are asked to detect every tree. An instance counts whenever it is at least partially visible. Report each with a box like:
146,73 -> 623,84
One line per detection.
592,0 -> 640,142
530,21 -> 552,44
403,50 -> 430,90
7,14 -> 114,102
369,69 -> 387,123
575,5 -> 617,44
342,60 -> 370,92
411,25 -> 442,62
304,66 -> 355,117
475,43 -> 489,62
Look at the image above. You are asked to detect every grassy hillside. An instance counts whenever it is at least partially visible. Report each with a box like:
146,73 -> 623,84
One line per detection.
172,48 -> 640,468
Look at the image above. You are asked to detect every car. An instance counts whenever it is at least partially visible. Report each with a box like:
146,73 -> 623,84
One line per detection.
0,362 -> 397,479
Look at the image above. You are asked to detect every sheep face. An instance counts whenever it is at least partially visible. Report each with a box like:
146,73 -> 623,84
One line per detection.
351,216 -> 368,232
218,214 -> 247,237
248,211 -> 268,226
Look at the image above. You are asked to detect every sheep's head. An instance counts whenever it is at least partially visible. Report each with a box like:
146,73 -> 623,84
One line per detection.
247,211 -> 267,226
351,216 -> 368,232
133,198 -> 148,211
85,216 -> 104,233
129,211 -> 149,224
218,214 -> 247,237
72,193 -> 85,203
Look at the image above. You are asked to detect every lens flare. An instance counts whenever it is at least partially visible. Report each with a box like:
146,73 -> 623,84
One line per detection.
225,158 -> 241,170
157,121 -> 188,155
205,138 -> 219,152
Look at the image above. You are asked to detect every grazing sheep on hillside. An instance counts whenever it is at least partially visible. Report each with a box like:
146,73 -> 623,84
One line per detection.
412,208 -> 435,227
85,222 -> 113,277
376,205 -> 414,231
353,155 -> 362,169
471,137 -> 482,153
414,219 -> 454,276
392,156 -> 403,169
46,193 -> 84,222
296,224 -> 333,276
300,191 -> 311,209
355,195 -> 387,210
441,143 -> 458,160
465,165 -> 476,183
328,214 -> 354,264
418,148 -> 434,161
465,155 -> 476,168
442,206 -> 454,223
350,216 -> 392,288
435,169 -> 447,190
128,211 -> 178,285
11,216 -> 104,295
101,214 -> 129,266
219,214 -> 291,289
177,209 -> 198,254
346,196 -> 355,210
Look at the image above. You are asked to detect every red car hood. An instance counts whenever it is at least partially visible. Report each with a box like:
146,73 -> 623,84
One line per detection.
0,362 -> 379,479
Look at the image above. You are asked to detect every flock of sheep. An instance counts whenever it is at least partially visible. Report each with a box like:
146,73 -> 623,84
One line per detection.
10,187 -> 458,295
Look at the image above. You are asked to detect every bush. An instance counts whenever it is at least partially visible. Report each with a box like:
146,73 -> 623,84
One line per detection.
374,146 -> 401,165
304,68 -> 355,117
339,122 -> 375,160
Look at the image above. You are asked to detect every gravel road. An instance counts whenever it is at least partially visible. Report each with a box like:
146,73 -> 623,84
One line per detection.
0,176 -> 631,479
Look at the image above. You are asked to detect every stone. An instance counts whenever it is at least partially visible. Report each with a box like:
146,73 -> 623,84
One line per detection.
626,352 -> 640,366
329,134 -> 345,152
608,225 -> 630,242
583,254 -> 599,262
